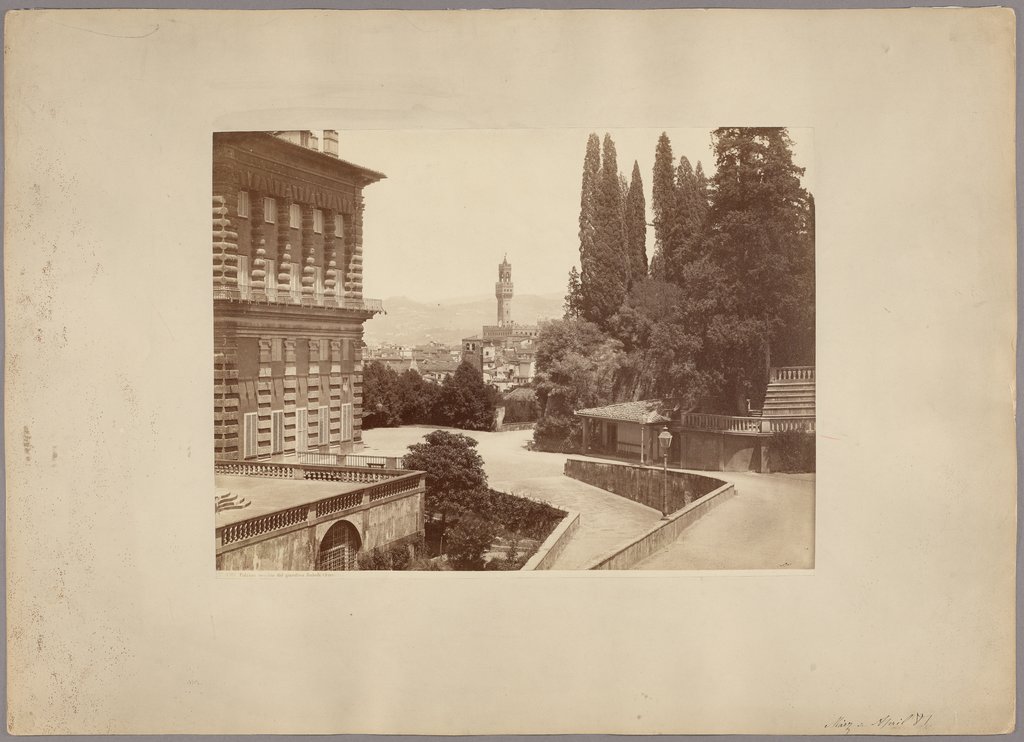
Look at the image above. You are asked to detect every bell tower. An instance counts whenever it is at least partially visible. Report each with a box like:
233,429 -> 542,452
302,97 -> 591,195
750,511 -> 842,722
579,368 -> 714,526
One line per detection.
495,255 -> 513,327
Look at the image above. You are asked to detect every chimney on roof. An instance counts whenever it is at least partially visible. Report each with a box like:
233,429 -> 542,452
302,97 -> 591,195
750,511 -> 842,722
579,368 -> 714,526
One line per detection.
323,130 -> 339,158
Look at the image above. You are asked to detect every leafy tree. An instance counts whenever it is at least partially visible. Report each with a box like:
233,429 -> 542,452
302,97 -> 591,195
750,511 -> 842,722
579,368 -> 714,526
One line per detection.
361,361 -> 402,428
696,127 -> 814,412
563,265 -> 583,319
624,161 -> 648,286
433,360 -> 498,431
444,515 -> 494,570
532,317 -> 624,451
403,429 -> 488,516
396,368 -> 440,424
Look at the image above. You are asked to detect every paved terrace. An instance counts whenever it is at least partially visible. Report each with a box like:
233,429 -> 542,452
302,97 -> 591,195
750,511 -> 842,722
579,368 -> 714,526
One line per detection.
362,426 -> 814,570
361,427 -> 662,569
215,475 -> 366,528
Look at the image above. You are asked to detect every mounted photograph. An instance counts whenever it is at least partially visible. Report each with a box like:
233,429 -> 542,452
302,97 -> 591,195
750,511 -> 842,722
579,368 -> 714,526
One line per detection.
212,127 -> 815,571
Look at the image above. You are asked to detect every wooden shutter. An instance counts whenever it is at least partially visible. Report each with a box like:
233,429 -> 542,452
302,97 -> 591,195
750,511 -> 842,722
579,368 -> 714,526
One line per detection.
242,412 -> 258,459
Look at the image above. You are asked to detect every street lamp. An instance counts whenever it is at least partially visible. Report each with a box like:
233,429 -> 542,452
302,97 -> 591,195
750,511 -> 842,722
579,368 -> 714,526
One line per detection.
658,426 -> 674,518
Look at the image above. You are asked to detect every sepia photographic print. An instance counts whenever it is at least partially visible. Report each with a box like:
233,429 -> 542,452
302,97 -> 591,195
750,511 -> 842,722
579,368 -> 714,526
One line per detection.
7,8 -> 1015,735
213,127 -> 815,571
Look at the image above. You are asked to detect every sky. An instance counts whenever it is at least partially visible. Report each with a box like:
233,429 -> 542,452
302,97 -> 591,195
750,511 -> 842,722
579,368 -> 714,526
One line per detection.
340,128 -> 814,303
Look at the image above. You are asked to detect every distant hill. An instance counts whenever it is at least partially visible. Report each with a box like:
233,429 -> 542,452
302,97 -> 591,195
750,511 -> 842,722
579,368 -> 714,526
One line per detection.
364,293 -> 564,346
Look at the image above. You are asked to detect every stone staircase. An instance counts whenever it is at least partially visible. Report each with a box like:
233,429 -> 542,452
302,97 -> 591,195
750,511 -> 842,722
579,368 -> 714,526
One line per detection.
762,366 -> 815,419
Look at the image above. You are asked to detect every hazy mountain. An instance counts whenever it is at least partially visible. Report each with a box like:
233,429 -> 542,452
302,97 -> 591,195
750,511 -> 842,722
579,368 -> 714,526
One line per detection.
364,293 -> 564,346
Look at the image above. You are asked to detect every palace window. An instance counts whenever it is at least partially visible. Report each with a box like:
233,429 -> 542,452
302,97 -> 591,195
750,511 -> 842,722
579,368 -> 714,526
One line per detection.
318,405 -> 329,444
289,203 -> 301,229
271,410 -> 284,454
242,412 -> 258,459
237,255 -> 251,298
341,403 -> 353,442
265,259 -> 277,301
313,209 -> 324,234
334,214 -> 344,238
295,408 -> 308,452
263,197 -> 276,223
237,191 -> 250,219
271,338 -> 283,362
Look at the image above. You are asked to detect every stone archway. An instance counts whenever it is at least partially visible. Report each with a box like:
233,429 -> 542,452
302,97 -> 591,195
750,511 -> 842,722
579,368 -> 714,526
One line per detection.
316,519 -> 362,570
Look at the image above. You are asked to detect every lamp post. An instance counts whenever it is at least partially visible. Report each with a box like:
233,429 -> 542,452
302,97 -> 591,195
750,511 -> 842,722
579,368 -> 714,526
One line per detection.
658,426 -> 673,518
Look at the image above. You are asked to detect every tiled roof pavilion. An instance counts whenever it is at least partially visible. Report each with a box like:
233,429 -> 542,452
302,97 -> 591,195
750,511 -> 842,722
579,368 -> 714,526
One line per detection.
575,399 -> 680,425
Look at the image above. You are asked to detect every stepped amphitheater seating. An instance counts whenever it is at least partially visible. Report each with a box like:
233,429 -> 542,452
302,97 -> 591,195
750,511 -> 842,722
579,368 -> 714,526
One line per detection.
761,367 -> 815,420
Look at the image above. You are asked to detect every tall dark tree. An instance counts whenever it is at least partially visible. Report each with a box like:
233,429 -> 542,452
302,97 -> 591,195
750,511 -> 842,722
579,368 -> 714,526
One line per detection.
650,132 -> 678,280
666,156 -> 708,282
583,134 -> 628,328
433,360 -> 499,431
563,265 -> 583,319
698,127 -> 814,412
577,133 -> 601,321
361,361 -> 402,428
624,161 -> 648,286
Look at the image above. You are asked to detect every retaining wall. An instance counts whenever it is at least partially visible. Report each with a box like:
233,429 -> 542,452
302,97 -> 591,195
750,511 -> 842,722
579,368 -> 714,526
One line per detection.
521,511 -> 580,570
564,458 -> 726,513
587,483 -> 737,570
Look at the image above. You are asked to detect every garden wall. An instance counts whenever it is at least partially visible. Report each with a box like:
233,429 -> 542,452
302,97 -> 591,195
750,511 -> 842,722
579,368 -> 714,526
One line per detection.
521,511 -> 580,570
564,458 -> 727,513
586,482 -> 737,570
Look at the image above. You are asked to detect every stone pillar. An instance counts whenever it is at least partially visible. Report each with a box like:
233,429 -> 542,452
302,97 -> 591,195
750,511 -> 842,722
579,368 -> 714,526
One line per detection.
257,338 -> 274,456
323,209 -> 339,307
308,339 -> 322,448
277,199 -> 293,301
352,339 -> 363,444
212,196 -> 239,298
301,205 -> 316,303
345,196 -> 365,298
283,338 -> 298,453
329,339 -> 342,448
213,333 -> 240,459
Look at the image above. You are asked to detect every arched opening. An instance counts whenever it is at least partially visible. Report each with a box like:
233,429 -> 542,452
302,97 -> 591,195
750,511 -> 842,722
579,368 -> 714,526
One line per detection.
316,520 -> 362,571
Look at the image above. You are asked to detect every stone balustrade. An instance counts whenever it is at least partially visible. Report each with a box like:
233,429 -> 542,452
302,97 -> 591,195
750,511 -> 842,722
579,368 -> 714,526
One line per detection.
217,467 -> 425,547
770,366 -> 815,382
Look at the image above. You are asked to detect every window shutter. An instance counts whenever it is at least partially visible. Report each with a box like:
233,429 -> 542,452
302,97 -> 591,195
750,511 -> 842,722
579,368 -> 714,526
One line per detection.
237,255 -> 251,298
243,412 -> 258,458
313,209 -> 324,234
295,408 -> 308,452
237,191 -> 250,218
271,410 -> 284,454
319,406 -> 329,445
289,203 -> 301,229
265,259 -> 277,300
263,197 -> 276,223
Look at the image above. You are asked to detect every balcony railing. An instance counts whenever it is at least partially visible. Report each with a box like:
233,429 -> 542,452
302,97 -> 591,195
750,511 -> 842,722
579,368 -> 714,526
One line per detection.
216,463 -> 425,549
214,459 -> 403,483
770,366 -> 815,382
214,285 -> 383,314
679,413 -> 815,435
296,451 -> 406,470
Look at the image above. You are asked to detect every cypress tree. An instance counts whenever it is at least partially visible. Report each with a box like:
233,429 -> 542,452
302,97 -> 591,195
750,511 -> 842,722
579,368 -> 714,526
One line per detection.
650,133 -> 678,280
577,134 -> 601,322
624,161 -> 648,285
583,134 -> 628,327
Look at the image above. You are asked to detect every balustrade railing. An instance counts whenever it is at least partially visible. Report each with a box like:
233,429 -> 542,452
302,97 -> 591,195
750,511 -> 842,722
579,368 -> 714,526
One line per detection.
297,451 -> 404,469
218,468 -> 425,548
679,412 -> 815,434
681,413 -> 766,433
215,459 -> 405,483
770,366 -> 815,382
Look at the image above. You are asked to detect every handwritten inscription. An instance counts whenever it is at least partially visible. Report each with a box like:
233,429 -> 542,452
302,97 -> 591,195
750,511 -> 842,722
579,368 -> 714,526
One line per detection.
825,713 -> 933,734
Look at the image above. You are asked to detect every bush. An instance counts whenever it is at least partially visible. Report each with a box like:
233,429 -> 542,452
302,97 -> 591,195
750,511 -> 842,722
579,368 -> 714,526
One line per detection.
531,414 -> 582,453
356,542 -> 414,570
444,515 -> 495,570
770,430 -> 815,472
